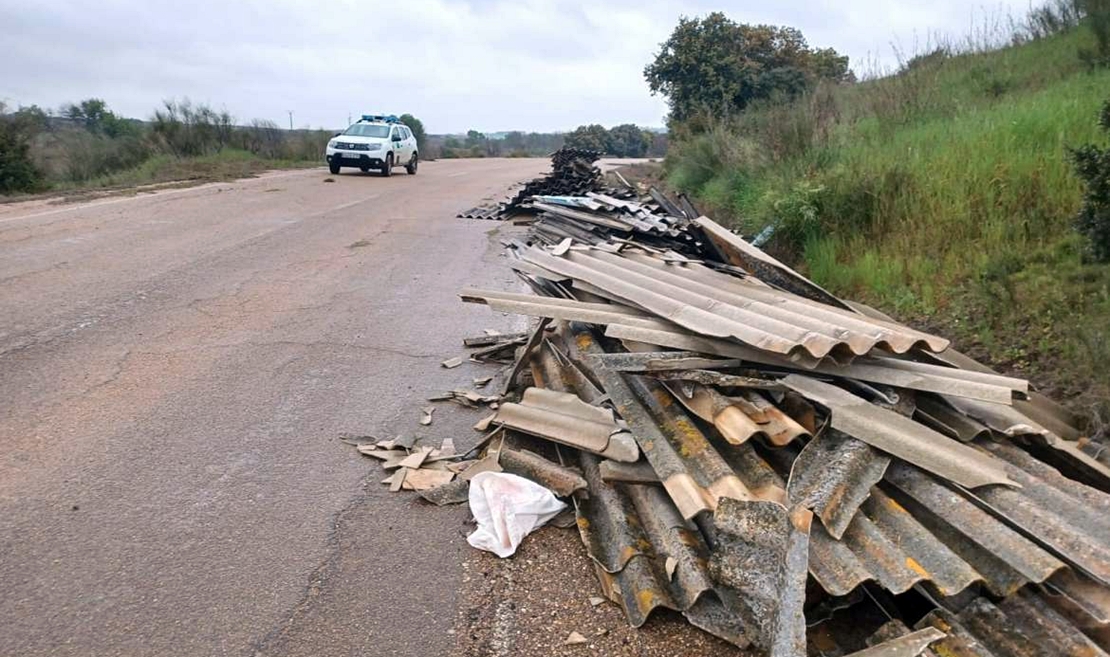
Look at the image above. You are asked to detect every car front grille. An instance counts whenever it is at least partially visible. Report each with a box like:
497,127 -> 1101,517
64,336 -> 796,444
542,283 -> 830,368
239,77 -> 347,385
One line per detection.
336,142 -> 370,151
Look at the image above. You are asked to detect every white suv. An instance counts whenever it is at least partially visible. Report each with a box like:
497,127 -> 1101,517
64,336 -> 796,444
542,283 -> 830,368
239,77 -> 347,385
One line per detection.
326,115 -> 418,176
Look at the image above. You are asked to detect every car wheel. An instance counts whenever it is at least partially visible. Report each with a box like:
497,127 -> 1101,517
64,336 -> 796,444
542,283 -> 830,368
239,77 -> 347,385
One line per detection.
359,164 -> 370,173
329,161 -> 341,175
381,153 -> 393,177
406,153 -> 418,175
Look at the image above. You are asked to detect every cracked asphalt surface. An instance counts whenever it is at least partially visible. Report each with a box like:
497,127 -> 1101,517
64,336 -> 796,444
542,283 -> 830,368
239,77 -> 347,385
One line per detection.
0,159 -> 552,657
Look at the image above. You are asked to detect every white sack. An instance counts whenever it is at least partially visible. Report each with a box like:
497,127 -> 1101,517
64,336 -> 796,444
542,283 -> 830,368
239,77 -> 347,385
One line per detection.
466,471 -> 567,558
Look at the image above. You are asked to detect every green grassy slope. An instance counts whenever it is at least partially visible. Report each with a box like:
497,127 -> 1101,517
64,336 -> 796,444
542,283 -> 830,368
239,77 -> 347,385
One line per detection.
668,27 -> 1110,418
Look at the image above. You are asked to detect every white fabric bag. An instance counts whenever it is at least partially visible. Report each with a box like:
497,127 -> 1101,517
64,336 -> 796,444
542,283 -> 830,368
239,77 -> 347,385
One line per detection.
466,472 -> 567,558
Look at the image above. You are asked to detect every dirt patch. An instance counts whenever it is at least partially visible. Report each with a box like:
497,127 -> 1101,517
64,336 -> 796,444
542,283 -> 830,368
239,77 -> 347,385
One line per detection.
453,525 -> 749,657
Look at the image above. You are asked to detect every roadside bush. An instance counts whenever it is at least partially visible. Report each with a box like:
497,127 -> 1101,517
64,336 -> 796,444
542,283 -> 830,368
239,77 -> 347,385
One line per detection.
0,121 -> 42,193
151,99 -> 234,157
63,131 -> 152,182
1071,99 -> 1110,261
0,102 -> 45,193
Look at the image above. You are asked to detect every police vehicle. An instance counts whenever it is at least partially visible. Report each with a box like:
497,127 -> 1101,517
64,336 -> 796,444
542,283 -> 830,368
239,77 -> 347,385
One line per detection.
325,114 -> 418,176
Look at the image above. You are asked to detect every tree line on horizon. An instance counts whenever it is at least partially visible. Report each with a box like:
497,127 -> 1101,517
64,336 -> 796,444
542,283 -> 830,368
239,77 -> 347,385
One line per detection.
429,123 -> 666,160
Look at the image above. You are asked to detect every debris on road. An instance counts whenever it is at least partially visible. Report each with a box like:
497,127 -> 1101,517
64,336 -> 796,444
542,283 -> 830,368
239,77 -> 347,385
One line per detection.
441,356 -> 463,369
458,148 -> 636,222
564,631 -> 589,646
347,155 -> 1110,656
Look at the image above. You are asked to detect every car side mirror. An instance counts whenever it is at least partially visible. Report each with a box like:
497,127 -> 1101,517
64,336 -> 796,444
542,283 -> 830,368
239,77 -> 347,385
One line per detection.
392,134 -> 402,142
333,132 -> 342,137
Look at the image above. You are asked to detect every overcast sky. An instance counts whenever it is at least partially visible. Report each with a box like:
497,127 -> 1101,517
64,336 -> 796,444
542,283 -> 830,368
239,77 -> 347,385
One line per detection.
1,0 -> 1033,134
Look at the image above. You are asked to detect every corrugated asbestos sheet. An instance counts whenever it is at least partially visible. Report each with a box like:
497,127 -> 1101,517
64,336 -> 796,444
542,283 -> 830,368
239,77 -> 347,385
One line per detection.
517,245 -> 950,362
400,161 -> 1110,656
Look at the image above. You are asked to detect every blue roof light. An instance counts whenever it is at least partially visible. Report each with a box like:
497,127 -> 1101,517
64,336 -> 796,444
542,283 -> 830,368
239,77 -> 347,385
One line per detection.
360,114 -> 402,124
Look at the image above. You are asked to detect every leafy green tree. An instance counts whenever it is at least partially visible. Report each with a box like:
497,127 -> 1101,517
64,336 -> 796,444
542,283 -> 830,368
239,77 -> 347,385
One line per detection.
644,13 -> 852,120
464,129 -> 486,148
0,105 -> 42,193
63,98 -> 138,138
607,124 -> 651,157
399,113 -> 427,153
564,124 -> 610,152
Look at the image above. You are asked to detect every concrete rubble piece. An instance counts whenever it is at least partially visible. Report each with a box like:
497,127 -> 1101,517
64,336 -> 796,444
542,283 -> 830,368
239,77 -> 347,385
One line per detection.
343,149 -> 1110,656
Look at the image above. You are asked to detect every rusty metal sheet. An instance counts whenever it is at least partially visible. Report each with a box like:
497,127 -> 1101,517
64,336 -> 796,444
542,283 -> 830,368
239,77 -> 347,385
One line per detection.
787,429 -> 890,540
490,387 -> 639,462
498,447 -> 587,497
781,375 -> 1017,489
847,627 -> 945,657
709,499 -> 812,656
521,245 -> 948,361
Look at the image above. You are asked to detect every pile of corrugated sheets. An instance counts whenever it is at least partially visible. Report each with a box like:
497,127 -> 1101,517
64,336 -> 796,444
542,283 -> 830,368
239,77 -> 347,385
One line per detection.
452,186 -> 1110,656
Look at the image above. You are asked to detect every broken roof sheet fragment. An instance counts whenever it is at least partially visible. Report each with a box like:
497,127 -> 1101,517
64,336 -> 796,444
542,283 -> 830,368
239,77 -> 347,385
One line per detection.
709,499 -> 811,657
844,627 -> 946,657
787,429 -> 890,540
780,374 -> 1017,489
662,380 -> 768,446
598,459 -> 659,484
498,447 -> 587,497
490,387 -> 639,462
691,214 -> 850,310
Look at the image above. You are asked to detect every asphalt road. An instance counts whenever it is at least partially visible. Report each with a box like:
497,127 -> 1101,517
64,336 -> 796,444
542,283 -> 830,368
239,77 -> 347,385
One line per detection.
0,159 -> 553,657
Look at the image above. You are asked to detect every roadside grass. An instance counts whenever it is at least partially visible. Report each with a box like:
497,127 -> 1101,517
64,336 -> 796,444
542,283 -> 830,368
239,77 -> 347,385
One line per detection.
668,25 -> 1110,419
50,149 -> 320,193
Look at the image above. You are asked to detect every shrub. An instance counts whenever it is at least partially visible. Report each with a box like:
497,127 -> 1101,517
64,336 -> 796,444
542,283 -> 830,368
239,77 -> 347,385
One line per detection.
1070,99 -> 1110,261
151,99 -> 234,157
0,102 -> 44,193
0,121 -> 42,193
63,132 -> 152,182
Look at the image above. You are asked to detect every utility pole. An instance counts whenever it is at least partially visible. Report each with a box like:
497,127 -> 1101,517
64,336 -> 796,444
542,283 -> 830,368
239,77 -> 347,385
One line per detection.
287,110 -> 294,130
347,113 -> 352,126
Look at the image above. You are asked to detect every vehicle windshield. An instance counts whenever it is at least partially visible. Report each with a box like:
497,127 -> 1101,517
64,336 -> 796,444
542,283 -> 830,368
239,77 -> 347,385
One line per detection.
343,124 -> 391,138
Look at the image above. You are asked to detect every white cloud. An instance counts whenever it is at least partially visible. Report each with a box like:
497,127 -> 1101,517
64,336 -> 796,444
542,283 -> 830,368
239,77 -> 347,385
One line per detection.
0,0 -> 1036,133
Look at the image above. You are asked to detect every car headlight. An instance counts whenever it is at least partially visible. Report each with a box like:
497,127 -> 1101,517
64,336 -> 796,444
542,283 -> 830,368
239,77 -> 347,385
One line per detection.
367,143 -> 382,150
328,139 -> 337,148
